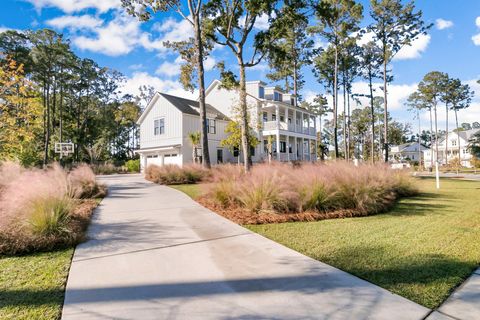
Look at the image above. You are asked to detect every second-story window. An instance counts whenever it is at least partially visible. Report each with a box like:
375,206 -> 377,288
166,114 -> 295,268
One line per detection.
452,139 -> 457,146
263,112 -> 268,122
274,92 -> 283,101
207,119 -> 216,134
154,118 -> 165,135
272,114 -> 276,121
259,86 -> 265,99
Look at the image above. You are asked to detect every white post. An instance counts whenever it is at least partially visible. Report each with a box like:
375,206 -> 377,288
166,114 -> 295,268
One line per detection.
301,113 -> 304,134
160,154 -> 165,166
276,104 -> 280,161
301,137 -> 304,161
293,137 -> 297,160
293,110 -> 297,132
285,107 -> 289,130
286,135 -> 290,161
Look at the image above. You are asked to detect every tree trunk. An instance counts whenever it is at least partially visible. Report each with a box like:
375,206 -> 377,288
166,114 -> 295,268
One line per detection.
193,13 -> 211,169
347,78 -> 351,161
455,108 -> 461,174
445,104 -> 449,166
429,107 -> 434,169
383,58 -> 389,162
238,56 -> 251,172
433,102 -> 440,189
342,79 -> 347,160
44,82 -> 51,166
333,44 -> 339,159
369,71 -> 375,164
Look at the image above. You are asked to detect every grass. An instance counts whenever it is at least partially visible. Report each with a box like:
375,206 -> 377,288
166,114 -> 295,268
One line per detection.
248,178 -> 480,309
0,249 -> 73,319
169,184 -> 203,199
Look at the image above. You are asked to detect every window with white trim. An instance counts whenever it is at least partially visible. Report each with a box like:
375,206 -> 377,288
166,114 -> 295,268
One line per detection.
207,119 -> 216,134
154,118 -> 165,135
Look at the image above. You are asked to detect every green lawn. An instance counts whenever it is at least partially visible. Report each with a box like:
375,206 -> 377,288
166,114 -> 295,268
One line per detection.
0,249 -> 73,319
248,178 -> 480,309
169,183 -> 203,199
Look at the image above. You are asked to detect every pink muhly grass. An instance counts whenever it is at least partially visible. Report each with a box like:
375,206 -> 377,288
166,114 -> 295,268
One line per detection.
68,164 -> 103,199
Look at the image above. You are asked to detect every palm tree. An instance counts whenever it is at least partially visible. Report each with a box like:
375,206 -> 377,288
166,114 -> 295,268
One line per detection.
188,132 -> 201,164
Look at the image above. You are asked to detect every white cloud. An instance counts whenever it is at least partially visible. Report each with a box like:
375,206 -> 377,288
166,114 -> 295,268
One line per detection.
472,17 -> 480,46
46,15 -> 103,30
204,56 -> 216,71
0,26 -> 22,33
394,34 -> 431,60
254,13 -> 271,31
73,13 -> 141,56
121,72 -> 197,99
26,0 -> 120,13
155,56 -> 182,77
435,18 -> 453,30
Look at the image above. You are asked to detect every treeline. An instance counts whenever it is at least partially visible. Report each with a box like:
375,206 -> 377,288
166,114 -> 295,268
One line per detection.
0,29 -> 145,166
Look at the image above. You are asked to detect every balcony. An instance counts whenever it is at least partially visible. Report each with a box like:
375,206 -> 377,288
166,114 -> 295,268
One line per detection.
263,121 -> 315,136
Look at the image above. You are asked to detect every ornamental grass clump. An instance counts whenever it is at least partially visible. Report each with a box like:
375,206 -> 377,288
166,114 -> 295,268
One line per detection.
202,161 -> 418,223
145,164 -> 209,185
0,161 -> 103,255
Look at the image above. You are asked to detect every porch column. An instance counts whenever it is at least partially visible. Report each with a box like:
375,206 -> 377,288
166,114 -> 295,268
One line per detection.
301,113 -> 304,134
285,106 -> 289,130
142,154 -> 147,172
160,154 -> 165,166
293,137 -> 297,160
276,104 -> 280,161
301,137 -> 304,161
293,110 -> 297,132
286,135 -> 290,161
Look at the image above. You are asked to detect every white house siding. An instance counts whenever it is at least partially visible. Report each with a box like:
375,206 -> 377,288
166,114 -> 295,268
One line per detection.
181,114 -> 235,164
139,95 -> 183,149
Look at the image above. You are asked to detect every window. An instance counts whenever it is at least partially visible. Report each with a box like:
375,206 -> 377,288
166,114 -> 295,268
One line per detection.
274,91 -> 283,102
207,119 -> 216,134
263,112 -> 268,122
280,141 -> 286,153
263,140 -> 269,153
452,140 -> 457,146
154,118 -> 165,135
280,115 -> 284,122
250,146 -> 255,156
233,147 -> 239,157
272,114 -> 276,121
259,86 -> 265,99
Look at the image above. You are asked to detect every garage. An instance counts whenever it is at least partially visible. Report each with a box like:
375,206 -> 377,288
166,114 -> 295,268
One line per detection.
136,145 -> 182,172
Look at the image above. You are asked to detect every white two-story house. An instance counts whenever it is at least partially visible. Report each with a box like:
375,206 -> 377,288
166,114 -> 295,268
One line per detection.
423,128 -> 480,168
135,79 -> 318,171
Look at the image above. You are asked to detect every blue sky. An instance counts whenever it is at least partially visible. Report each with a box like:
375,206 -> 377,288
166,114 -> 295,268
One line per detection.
1,0 -> 480,132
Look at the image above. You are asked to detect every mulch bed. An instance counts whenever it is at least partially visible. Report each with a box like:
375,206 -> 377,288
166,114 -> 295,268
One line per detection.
197,197 -> 359,225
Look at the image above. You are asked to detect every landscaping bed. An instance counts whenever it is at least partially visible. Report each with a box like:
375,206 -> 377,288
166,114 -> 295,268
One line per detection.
0,161 -> 105,319
166,162 -> 418,224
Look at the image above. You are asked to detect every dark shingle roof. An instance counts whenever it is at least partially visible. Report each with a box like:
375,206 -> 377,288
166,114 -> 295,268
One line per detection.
159,93 -> 229,120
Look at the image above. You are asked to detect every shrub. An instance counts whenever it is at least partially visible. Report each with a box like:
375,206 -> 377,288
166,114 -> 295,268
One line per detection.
202,161 -> 418,221
91,163 -> 127,175
0,162 -> 104,255
125,159 -> 140,172
68,164 -> 106,199
145,164 -> 209,185
28,196 -> 73,236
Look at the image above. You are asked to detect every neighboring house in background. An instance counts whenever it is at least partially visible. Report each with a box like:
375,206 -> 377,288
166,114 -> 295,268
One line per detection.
423,128 -> 480,169
135,79 -> 318,171
389,142 -> 428,163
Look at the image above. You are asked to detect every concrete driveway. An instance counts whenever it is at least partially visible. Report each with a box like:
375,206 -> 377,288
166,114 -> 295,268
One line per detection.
62,174 -> 430,320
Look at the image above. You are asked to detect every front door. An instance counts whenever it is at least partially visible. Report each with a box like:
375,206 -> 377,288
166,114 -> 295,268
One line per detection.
217,149 -> 223,164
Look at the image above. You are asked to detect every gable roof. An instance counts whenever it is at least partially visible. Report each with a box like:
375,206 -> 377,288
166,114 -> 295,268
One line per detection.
137,91 -> 229,125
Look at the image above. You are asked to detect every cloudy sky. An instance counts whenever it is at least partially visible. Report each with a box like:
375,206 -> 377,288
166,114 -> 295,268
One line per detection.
1,0 -> 480,132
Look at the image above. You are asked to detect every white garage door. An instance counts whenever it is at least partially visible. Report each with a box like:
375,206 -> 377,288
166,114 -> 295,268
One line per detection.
164,153 -> 181,165
146,155 -> 163,168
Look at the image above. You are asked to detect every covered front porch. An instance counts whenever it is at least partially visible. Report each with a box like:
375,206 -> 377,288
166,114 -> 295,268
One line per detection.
262,134 -> 317,162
